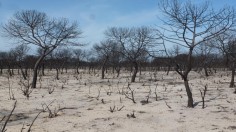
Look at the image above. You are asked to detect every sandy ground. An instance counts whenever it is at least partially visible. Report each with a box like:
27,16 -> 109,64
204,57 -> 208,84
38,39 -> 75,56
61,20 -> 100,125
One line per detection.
0,69 -> 236,132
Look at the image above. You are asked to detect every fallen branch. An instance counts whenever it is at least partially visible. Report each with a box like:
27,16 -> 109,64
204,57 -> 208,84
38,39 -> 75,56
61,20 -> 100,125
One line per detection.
1,101 -> 17,132
164,101 -> 171,109
27,111 -> 42,132
117,105 -> 125,111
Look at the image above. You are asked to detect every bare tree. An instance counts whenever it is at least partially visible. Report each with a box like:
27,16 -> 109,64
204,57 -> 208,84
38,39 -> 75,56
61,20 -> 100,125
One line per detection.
49,48 -> 72,80
195,41 -> 216,77
56,48 -> 72,74
105,26 -> 154,82
10,45 -> 29,80
111,46 -> 124,77
0,52 -> 8,75
214,33 -> 236,88
3,10 -> 82,88
158,0 -> 235,107
94,40 -> 115,79
73,49 -> 85,74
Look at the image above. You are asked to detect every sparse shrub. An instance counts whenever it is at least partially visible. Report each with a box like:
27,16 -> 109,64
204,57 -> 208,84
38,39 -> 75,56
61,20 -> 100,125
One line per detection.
19,78 -> 32,99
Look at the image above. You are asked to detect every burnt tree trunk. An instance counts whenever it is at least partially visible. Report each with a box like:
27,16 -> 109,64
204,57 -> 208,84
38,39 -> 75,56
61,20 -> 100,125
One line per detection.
204,66 -> 209,77
183,76 -> 194,108
230,62 -> 235,88
139,63 -> 142,75
131,61 -> 138,82
175,47 -> 194,108
167,65 -> 171,75
41,63 -> 45,76
0,67 -> 2,74
11,68 -> 14,75
76,61 -> 80,74
7,65 -> 12,76
115,66 -> 120,77
101,56 -> 109,79
18,64 -> 27,80
56,68 -> 59,80
32,55 -> 46,88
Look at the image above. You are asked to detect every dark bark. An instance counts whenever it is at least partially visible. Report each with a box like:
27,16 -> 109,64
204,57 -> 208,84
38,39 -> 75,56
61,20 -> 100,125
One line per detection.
183,77 -> 194,108
7,65 -> 12,76
76,67 -> 79,74
18,65 -> 27,80
115,66 -> 120,77
32,55 -> 46,88
101,56 -> 109,79
112,66 -> 115,74
139,63 -> 142,75
175,47 -> 194,108
76,63 -> 80,74
167,65 -> 171,75
42,63 -> 45,76
204,66 -> 209,77
61,68 -> 64,74
230,62 -> 235,88
56,68 -> 59,80
0,62 -> 2,74
25,68 -> 28,77
131,61 -> 138,82
11,68 -> 14,75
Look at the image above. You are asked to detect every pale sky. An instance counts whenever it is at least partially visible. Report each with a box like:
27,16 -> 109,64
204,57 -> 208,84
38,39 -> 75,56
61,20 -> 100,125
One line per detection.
0,0 -> 235,52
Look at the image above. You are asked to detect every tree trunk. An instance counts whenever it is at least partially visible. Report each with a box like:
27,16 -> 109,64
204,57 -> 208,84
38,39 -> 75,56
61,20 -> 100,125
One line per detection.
7,65 -> 12,76
112,66 -> 115,74
131,61 -> 138,82
76,61 -> 80,74
32,55 -> 46,88
61,68 -> 64,74
42,63 -> 45,76
76,65 -> 80,74
56,68 -> 59,80
183,77 -> 194,108
101,56 -> 108,79
89,66 -> 91,74
20,68 -> 27,80
230,62 -> 235,88
175,47 -> 194,108
25,68 -> 28,77
204,66 -> 209,77
167,65 -> 171,75
11,68 -> 14,75
139,63 -> 142,75
116,66 -> 120,77
18,64 -> 27,80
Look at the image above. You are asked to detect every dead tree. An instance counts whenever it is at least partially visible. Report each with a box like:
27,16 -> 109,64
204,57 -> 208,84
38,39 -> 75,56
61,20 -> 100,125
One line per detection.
94,40 -> 115,79
199,84 -> 208,109
105,26 -> 154,82
10,45 -> 29,80
3,10 -> 82,88
158,0 -> 235,107
195,41 -> 217,76
73,49 -> 85,74
214,34 -> 236,88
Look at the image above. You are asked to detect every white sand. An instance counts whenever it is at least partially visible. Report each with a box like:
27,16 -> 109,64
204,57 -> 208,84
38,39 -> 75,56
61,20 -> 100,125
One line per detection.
0,70 -> 236,132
